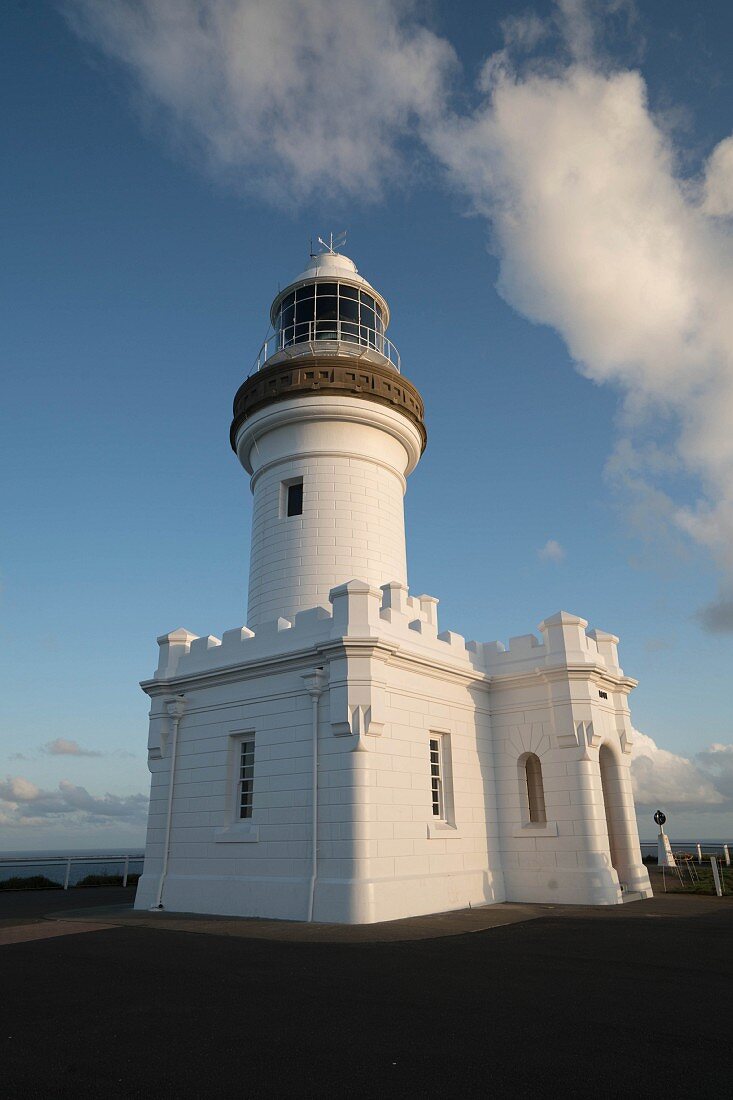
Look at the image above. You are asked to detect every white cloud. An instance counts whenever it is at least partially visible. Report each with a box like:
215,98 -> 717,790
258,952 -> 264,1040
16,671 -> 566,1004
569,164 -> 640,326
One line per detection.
63,0 -> 456,203
0,775 -> 148,829
538,538 -> 566,563
427,12 -> 733,628
631,731 -> 731,812
702,135 -> 733,217
42,738 -> 103,758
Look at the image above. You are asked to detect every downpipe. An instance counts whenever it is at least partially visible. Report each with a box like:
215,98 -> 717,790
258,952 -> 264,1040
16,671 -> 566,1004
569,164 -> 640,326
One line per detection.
302,670 -> 326,922
152,694 -> 186,910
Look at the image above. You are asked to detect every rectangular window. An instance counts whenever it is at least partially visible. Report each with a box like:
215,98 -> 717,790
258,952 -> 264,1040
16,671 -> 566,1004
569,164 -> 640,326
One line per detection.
430,737 -> 443,819
238,739 -> 255,819
287,481 -> 303,516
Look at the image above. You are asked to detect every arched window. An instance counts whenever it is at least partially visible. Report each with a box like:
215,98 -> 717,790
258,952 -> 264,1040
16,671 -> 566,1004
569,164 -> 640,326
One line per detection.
524,753 -> 547,825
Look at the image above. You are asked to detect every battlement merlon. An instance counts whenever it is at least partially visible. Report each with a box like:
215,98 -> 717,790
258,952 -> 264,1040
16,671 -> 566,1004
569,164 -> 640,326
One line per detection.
156,628 -> 198,679
147,591 -> 628,690
481,611 -> 627,682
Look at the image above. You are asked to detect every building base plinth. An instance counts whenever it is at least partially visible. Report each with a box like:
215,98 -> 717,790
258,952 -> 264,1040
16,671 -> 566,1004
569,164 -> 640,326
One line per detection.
502,866 -> 652,906
134,869 -> 504,925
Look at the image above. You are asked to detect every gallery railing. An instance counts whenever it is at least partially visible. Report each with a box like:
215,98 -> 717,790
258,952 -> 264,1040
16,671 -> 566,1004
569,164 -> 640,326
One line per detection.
251,320 -> 401,375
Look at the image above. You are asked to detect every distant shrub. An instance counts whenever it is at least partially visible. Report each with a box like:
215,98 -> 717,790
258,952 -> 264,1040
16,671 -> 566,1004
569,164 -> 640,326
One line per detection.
0,875 -> 62,891
77,873 -> 140,887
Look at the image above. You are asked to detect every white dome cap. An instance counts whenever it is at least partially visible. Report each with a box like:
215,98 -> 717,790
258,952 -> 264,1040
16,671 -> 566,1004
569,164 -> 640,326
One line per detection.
292,251 -> 361,283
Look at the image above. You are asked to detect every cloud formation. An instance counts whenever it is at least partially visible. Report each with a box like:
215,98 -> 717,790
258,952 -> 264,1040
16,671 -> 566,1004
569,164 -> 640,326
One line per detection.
538,539 -> 566,563
0,775 -> 148,829
63,1 -> 733,626
42,738 -> 103,758
631,732 -> 733,813
429,20 -> 733,628
64,0 -> 455,203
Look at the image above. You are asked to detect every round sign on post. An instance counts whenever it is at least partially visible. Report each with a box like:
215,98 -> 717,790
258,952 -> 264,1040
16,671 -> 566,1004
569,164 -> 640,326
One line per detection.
653,810 -> 666,827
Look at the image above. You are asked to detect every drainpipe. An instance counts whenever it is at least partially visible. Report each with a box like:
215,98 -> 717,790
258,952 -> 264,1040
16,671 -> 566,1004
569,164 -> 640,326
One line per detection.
153,694 -> 186,910
302,669 -> 326,922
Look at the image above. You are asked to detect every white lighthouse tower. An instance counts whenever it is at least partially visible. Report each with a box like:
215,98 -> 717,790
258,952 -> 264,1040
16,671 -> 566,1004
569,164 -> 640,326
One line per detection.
134,244 -> 652,922
232,245 -> 424,628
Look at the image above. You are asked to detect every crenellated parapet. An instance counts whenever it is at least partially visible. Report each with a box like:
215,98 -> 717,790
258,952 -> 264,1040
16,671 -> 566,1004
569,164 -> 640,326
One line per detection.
150,578 -> 629,691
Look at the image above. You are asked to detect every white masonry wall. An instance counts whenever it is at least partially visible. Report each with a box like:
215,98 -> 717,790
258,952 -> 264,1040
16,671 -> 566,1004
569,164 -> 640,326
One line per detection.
247,452 -> 408,630
485,614 -> 651,904
234,395 -> 423,628
135,583 -> 650,922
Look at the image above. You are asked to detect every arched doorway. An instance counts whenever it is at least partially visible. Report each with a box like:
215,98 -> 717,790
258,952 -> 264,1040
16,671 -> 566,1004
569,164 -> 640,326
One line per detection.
599,743 -> 625,875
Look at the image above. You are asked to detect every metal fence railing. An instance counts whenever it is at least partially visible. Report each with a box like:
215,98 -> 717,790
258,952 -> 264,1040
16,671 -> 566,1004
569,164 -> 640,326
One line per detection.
251,320 -> 401,375
639,841 -> 731,864
0,853 -> 144,890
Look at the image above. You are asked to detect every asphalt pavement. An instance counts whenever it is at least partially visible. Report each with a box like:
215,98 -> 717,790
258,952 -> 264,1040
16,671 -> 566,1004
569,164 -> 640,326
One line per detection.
1,883 -> 731,1098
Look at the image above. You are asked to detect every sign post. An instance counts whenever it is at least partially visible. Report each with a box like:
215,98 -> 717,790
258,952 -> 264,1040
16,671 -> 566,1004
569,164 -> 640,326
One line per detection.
710,856 -> 724,897
654,810 -> 676,868
653,810 -> 682,891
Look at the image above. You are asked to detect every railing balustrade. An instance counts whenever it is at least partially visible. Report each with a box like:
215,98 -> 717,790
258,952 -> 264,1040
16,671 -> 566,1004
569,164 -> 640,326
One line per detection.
0,853 -> 145,889
250,320 -> 401,376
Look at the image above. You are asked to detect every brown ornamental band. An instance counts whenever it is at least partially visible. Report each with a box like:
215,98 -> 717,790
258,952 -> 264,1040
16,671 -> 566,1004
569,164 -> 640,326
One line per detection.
230,356 -> 427,453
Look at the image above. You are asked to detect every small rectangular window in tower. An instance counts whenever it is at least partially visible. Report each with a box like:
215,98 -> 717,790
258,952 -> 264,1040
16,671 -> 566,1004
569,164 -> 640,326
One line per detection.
238,739 -> 255,819
430,737 -> 443,818
279,479 -> 301,517
287,481 -> 303,516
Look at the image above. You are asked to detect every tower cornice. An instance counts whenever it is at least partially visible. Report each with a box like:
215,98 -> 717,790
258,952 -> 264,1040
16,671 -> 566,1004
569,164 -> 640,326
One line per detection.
230,356 -> 426,455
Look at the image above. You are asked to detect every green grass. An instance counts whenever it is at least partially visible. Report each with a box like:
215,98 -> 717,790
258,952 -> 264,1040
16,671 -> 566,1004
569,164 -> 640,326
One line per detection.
656,865 -> 733,895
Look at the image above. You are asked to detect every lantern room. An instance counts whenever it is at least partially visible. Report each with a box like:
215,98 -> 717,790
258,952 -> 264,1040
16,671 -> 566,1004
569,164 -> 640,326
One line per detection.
252,248 -> 400,372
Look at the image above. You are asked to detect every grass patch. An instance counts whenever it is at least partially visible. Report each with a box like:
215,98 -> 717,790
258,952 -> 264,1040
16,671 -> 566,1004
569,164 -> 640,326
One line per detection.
656,865 -> 733,895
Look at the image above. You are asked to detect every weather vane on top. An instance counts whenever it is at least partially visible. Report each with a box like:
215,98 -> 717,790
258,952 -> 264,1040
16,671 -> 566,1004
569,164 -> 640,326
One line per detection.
312,230 -> 347,256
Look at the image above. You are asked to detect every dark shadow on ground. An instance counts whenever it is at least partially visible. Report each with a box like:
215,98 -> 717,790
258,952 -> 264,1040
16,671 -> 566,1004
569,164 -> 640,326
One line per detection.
1,888 -> 731,1097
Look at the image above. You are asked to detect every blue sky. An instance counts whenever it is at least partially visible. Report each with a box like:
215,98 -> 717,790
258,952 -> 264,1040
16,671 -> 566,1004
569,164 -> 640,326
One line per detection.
2,0 -> 733,848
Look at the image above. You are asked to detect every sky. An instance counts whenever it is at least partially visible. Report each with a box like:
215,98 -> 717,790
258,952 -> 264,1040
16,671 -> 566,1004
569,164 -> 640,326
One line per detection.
1,0 -> 733,849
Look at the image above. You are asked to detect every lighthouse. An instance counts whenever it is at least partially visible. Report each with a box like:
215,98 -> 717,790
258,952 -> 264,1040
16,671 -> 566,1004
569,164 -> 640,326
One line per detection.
134,244 -> 652,923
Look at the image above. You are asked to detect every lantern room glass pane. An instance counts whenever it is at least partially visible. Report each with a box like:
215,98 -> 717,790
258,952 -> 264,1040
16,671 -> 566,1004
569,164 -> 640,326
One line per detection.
317,282 -> 338,297
339,296 -> 358,322
340,283 -> 358,299
315,295 -> 338,321
315,319 -> 339,339
294,297 -> 314,324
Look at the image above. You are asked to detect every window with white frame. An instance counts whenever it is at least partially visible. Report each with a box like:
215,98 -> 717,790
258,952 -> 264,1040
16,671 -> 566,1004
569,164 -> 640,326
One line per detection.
430,737 -> 444,819
238,738 -> 255,819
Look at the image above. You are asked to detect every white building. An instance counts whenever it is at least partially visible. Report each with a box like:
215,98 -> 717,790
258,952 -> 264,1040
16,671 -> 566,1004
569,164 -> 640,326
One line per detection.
134,247 -> 652,922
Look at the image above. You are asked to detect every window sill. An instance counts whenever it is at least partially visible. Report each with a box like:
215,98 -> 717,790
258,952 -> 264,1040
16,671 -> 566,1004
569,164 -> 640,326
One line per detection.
214,822 -> 260,844
511,822 -> 558,839
427,820 -> 462,839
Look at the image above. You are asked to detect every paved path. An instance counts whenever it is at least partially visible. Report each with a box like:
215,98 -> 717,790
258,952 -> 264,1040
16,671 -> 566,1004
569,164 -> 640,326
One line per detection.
1,883 -> 731,1097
